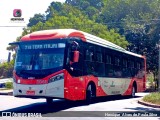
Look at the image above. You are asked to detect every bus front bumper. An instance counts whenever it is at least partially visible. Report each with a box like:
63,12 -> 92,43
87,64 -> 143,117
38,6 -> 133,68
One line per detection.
13,80 -> 64,98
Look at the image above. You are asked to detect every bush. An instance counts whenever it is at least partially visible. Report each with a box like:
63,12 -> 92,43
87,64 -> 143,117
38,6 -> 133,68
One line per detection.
0,60 -> 14,78
5,82 -> 13,89
143,92 -> 160,105
147,73 -> 154,86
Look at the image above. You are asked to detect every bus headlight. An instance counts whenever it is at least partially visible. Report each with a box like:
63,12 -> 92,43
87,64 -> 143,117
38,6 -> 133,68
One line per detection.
49,73 -> 64,83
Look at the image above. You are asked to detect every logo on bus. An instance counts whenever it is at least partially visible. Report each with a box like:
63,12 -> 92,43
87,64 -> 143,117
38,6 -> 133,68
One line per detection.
110,81 -> 115,87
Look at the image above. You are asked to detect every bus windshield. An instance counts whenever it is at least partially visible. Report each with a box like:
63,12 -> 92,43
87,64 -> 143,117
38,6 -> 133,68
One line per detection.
14,40 -> 66,79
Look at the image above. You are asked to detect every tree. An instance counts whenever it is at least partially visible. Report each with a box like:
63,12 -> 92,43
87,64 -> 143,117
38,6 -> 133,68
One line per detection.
65,0 -> 104,19
27,14 -> 45,27
15,2 -> 129,49
0,60 -> 14,78
29,14 -> 128,48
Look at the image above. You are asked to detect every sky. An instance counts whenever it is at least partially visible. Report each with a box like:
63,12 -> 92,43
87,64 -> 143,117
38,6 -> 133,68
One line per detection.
0,0 -> 65,60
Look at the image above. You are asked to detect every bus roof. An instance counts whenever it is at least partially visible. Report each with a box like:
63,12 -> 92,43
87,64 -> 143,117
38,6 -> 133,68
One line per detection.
21,29 -> 143,58
21,29 -> 86,41
82,31 -> 143,58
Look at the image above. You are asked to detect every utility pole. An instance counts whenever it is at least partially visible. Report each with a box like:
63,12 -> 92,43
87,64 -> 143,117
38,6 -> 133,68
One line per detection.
158,39 -> 160,92
7,52 -> 11,63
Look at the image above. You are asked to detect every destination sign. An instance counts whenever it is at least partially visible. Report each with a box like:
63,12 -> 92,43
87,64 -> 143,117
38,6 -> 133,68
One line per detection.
20,43 -> 65,50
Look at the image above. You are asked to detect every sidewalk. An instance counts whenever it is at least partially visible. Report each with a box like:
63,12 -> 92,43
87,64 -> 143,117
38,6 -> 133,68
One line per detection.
0,89 -> 13,95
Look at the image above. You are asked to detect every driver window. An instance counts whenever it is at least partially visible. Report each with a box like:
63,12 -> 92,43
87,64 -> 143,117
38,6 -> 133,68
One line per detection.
68,40 -> 83,77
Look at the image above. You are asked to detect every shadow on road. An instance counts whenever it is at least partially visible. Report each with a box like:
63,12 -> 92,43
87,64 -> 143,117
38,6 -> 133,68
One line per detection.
125,107 -> 160,111
118,106 -> 160,118
0,95 -> 140,115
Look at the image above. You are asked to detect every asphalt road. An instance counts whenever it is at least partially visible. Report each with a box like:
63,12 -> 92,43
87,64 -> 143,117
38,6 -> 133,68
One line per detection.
0,93 -> 159,120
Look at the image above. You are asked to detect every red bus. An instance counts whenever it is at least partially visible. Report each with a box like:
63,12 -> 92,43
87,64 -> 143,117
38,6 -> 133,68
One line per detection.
9,29 -> 146,104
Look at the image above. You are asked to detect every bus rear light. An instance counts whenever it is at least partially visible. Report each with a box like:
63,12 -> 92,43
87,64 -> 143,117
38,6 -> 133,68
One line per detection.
48,73 -> 64,83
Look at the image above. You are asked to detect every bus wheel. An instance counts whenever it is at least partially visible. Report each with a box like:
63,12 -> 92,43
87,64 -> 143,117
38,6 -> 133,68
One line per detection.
131,86 -> 136,98
86,84 -> 95,104
46,98 -> 53,104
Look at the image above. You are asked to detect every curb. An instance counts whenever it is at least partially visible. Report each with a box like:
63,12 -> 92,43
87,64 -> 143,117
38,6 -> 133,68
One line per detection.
0,91 -> 13,96
138,99 -> 160,108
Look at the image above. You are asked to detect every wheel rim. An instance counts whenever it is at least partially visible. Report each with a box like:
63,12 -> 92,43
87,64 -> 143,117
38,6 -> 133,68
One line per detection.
132,87 -> 135,97
86,85 -> 93,101
88,85 -> 93,97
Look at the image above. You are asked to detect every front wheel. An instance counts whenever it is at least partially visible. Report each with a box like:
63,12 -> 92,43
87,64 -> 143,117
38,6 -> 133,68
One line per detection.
86,84 -> 95,104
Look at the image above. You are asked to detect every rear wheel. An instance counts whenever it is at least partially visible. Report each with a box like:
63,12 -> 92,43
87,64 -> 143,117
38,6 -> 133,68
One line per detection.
86,84 -> 96,104
46,98 -> 53,104
131,86 -> 136,98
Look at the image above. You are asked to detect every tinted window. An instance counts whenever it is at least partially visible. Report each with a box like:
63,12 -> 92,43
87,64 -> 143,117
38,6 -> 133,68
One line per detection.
85,45 -> 94,61
123,58 -> 127,68
106,55 -> 112,64
115,56 -> 120,66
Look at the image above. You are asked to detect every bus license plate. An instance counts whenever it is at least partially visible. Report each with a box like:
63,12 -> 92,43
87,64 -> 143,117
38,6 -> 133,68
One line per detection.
26,90 -> 35,95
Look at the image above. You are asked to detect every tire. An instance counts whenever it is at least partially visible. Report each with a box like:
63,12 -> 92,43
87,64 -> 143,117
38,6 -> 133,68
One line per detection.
86,84 -> 95,104
46,98 -> 53,104
131,86 -> 136,98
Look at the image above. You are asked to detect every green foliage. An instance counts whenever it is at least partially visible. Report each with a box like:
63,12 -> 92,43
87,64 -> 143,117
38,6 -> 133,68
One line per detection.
27,14 -> 45,27
143,92 -> 160,105
13,0 -> 160,73
69,0 -> 160,75
40,0 -> 160,85
9,0 -> 160,79
10,0 -> 160,73
5,82 -> 13,89
22,2 -> 128,49
6,1 -> 130,80
28,14 -> 128,48
6,0 -> 160,82
0,60 -> 14,78
147,73 -> 155,88
65,0 -> 103,11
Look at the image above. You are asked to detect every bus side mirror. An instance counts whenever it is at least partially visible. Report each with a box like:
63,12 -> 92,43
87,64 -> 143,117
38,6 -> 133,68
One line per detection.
73,51 -> 79,63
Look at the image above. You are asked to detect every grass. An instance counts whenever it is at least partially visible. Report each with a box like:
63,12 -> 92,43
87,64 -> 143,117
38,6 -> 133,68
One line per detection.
143,92 -> 160,105
0,88 -> 12,90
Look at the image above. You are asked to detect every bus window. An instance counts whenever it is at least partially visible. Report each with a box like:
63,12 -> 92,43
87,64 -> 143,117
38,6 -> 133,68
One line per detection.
95,46 -> 103,63
115,56 -> 120,66
105,65 -> 114,77
106,55 -> 112,64
123,58 -> 127,68
137,62 -> 141,69
85,61 -> 95,75
85,45 -> 94,61
130,60 -> 134,68
95,52 -> 102,62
